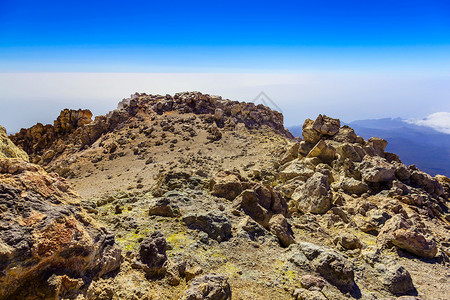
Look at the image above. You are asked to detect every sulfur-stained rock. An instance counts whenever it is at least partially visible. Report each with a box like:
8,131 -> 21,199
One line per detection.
0,126 -> 29,161
0,158 -> 121,299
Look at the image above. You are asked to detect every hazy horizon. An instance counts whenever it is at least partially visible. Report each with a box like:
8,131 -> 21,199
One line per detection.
1,72 -> 449,134
1,1 -> 449,133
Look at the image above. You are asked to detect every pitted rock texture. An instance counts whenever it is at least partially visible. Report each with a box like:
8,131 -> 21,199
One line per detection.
0,158 -> 121,299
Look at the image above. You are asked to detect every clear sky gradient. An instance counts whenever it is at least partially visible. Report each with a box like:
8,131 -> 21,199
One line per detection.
0,1 -> 449,133
1,0 -> 450,72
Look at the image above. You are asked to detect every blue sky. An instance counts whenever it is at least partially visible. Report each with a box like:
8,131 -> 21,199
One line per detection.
1,1 -> 450,132
1,0 -> 450,72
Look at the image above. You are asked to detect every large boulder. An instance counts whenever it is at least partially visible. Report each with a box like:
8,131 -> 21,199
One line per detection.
180,273 -> 232,300
410,170 -> 444,196
301,115 -> 340,144
359,156 -> 396,183
332,125 -> 357,143
306,140 -> 336,164
234,184 -> 288,224
294,173 -> 332,214
312,115 -> 341,137
280,142 -> 300,164
367,137 -> 388,156
376,263 -> 414,295
0,126 -> 29,161
289,242 -> 355,291
377,215 -> 437,258
211,171 -> 244,200
335,177 -> 369,195
268,214 -> 296,247
0,158 -> 121,299
183,211 -> 232,242
148,197 -> 180,217
278,159 -> 315,182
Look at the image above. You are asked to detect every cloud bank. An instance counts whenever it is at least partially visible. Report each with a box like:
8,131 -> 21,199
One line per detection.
1,73 -> 450,134
407,112 -> 450,134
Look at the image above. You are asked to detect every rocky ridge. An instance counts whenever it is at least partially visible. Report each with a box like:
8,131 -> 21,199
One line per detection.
1,92 -> 449,299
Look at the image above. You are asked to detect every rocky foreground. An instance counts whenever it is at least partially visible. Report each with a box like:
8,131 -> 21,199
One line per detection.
1,92 -> 449,300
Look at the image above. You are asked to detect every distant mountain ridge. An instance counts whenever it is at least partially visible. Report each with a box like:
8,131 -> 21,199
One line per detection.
288,117 -> 450,177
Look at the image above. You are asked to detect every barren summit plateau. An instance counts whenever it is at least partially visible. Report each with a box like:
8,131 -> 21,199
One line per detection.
1,92 -> 449,300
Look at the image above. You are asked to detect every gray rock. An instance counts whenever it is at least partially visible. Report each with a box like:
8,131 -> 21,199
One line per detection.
376,263 -> 414,295
183,211 -> 232,242
359,156 -> 396,183
181,273 -> 231,300
295,173 -> 332,214
377,215 -> 437,258
339,178 -> 369,195
289,242 -> 355,290
237,217 -> 268,241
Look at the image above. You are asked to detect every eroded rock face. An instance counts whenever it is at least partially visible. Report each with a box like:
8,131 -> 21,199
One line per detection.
181,273 -> 232,300
0,158 -> 121,299
0,126 -> 29,161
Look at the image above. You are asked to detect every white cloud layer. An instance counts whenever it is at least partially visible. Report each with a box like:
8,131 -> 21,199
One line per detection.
1,73 -> 450,133
407,112 -> 450,134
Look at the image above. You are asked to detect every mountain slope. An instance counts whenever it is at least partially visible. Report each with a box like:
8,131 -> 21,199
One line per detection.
2,94 -> 450,300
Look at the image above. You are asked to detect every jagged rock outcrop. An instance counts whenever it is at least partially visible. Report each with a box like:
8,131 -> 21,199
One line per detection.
0,126 -> 29,161
11,92 -> 293,169
0,158 -> 121,299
